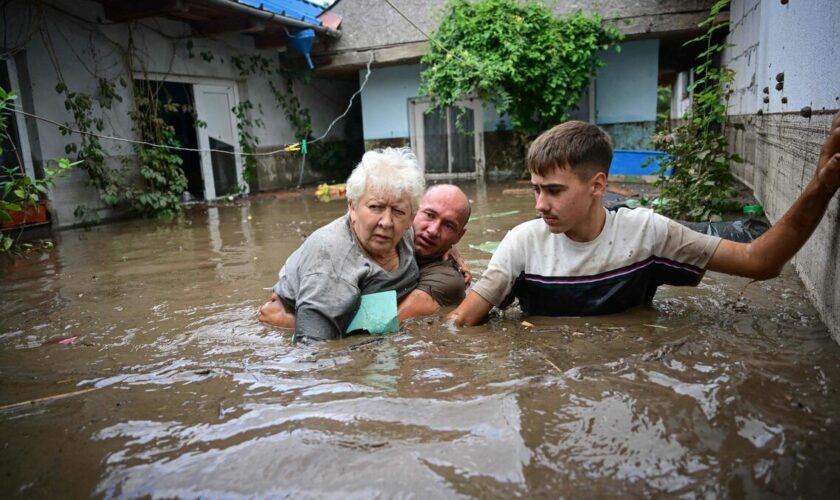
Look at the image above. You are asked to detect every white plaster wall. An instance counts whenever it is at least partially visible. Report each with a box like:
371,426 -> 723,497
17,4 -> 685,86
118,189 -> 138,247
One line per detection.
724,0 -> 840,115
595,40 -> 659,125
4,0 -> 353,226
671,71 -> 693,119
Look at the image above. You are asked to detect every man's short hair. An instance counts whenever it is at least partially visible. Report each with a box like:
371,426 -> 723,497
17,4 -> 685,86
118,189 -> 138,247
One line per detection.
527,121 -> 614,180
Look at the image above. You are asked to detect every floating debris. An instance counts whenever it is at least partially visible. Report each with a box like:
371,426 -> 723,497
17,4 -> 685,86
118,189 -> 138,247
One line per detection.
315,183 -> 346,202
468,210 -> 520,222
468,241 -> 501,254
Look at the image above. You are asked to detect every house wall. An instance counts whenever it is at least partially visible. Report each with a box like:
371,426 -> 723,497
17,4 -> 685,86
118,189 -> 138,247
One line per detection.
595,40 -> 659,150
723,0 -> 840,343
358,64 -> 509,149
326,0 -> 718,55
3,0 -> 355,227
359,64 -> 422,145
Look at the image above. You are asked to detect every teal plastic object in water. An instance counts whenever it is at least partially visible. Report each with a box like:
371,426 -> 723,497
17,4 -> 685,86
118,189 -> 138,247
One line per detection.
469,241 -> 501,254
345,290 -> 399,335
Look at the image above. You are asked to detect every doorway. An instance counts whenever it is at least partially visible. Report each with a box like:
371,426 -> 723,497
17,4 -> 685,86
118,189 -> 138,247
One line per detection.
193,83 -> 245,199
135,80 -> 203,200
136,78 -> 245,201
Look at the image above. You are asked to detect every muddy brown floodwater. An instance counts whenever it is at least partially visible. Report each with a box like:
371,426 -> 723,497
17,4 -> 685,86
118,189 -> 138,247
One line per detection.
1,182 -> 840,498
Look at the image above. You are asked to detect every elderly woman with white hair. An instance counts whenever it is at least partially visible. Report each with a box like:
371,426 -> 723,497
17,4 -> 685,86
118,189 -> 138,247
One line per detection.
259,147 -> 425,341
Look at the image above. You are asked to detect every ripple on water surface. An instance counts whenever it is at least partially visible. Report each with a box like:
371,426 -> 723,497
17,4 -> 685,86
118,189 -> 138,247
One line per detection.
2,185 -> 840,497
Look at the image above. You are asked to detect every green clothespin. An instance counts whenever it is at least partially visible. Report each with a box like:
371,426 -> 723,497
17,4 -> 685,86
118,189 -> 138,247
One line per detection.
301,139 -> 307,156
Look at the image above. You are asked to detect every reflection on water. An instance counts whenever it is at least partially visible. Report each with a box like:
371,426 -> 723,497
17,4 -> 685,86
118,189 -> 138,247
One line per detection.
2,183 -> 839,497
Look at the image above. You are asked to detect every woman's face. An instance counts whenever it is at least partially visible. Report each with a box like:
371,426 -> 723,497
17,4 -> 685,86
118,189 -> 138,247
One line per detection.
348,190 -> 413,259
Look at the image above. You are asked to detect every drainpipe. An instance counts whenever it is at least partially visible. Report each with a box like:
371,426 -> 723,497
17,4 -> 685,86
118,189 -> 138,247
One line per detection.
202,0 -> 341,38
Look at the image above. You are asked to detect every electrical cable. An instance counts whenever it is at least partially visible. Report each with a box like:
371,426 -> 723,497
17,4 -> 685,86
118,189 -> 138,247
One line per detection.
379,0 -> 474,66
309,51 -> 373,144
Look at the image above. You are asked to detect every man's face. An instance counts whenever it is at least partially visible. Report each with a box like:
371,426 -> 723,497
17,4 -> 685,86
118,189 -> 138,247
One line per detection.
413,188 -> 468,258
531,166 -> 602,237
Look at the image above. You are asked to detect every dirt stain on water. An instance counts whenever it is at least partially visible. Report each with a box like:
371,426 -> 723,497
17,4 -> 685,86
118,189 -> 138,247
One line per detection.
1,182 -> 840,497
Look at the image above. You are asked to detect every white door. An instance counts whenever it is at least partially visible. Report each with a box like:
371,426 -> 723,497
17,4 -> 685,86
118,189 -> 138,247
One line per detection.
192,83 -> 245,200
409,97 -> 484,179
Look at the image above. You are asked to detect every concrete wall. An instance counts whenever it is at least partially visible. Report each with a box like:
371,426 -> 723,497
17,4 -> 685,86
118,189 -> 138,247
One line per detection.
725,0 -> 840,116
3,0 -> 355,227
723,0 -> 840,343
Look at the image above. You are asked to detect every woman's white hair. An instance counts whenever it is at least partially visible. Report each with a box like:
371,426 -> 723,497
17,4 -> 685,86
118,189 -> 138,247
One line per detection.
345,147 -> 425,211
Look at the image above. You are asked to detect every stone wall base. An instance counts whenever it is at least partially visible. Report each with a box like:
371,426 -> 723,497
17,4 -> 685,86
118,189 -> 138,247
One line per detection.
728,110 -> 840,344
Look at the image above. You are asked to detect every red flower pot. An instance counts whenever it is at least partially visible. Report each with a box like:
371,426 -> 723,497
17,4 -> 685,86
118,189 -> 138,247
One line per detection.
1,200 -> 49,229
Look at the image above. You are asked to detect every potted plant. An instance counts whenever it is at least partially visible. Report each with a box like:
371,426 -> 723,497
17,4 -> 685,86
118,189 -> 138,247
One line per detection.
1,86 -> 76,251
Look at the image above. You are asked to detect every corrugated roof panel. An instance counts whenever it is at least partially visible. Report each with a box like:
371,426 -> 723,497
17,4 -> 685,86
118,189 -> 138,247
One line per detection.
237,0 -> 326,26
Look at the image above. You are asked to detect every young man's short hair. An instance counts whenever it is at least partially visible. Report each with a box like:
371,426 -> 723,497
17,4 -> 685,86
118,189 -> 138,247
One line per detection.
527,120 -> 614,181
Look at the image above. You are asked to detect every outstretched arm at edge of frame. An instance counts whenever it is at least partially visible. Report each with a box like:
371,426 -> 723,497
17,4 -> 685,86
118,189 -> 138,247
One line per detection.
707,110 -> 840,279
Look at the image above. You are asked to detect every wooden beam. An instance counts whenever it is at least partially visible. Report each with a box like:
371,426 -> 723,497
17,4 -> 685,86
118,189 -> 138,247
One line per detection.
192,18 -> 265,37
608,10 -> 729,39
253,33 -> 288,50
103,0 -> 189,22
313,41 -> 429,74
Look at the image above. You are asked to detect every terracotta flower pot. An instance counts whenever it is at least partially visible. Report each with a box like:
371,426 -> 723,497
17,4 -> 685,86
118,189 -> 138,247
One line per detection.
1,200 -> 49,229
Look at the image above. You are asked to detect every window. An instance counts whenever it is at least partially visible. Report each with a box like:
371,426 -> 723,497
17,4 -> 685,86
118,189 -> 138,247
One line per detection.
409,97 -> 485,179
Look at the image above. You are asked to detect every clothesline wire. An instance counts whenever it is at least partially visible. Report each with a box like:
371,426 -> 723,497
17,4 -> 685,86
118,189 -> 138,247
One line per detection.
3,54 -> 375,157
3,0 -> 467,158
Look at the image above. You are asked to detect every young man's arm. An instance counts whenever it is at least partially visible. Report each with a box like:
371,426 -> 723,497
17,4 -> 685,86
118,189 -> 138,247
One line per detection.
707,111 -> 840,278
445,291 -> 494,327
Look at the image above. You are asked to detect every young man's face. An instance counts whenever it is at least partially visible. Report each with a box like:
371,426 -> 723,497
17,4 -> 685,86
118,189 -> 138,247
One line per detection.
531,166 -> 604,238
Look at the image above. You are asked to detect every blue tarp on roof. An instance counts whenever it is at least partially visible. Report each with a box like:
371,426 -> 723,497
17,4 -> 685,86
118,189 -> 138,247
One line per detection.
237,0 -> 326,27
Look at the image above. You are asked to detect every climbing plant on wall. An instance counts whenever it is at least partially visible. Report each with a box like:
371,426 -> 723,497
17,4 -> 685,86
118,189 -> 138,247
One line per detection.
649,0 -> 741,221
420,0 -> 623,136
129,80 -> 189,217
39,15 -> 331,221
56,77 -> 127,209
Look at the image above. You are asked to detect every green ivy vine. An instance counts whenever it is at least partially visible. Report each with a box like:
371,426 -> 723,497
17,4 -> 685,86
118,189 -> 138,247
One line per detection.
233,99 -> 264,184
420,0 -> 623,136
129,81 -> 189,217
648,0 -> 741,221
56,77 -> 127,208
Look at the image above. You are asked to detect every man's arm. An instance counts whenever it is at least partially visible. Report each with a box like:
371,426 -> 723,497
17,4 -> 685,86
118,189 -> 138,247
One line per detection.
397,289 -> 441,320
445,291 -> 494,327
442,245 -> 472,284
708,111 -> 840,279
